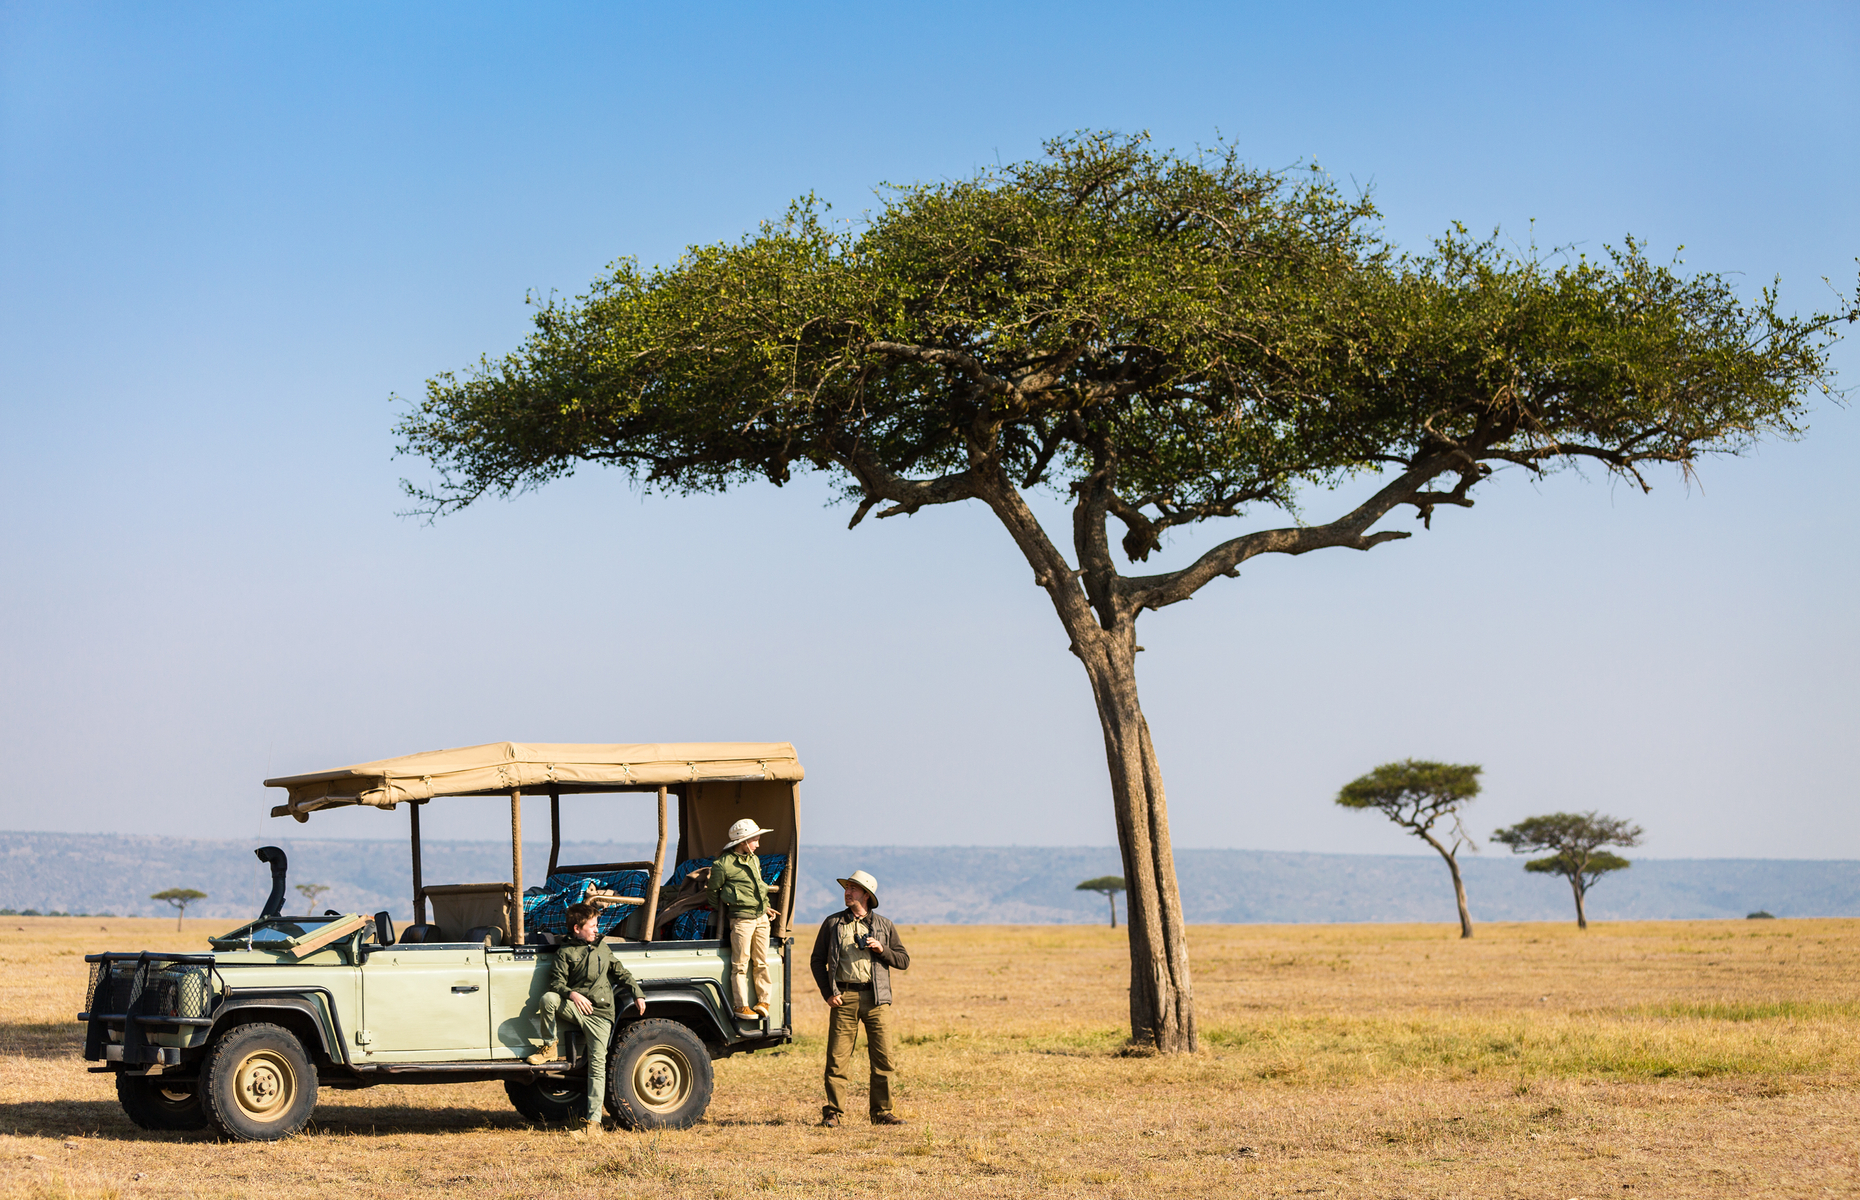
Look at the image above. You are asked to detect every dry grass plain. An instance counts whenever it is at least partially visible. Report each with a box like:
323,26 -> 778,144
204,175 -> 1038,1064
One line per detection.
3,915 -> 1857,1198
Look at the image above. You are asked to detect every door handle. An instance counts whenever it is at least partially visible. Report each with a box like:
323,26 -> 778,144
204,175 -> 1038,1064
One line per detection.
452,985 -> 480,993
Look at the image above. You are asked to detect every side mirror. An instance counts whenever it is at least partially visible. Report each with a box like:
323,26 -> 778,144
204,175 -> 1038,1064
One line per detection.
373,911 -> 396,947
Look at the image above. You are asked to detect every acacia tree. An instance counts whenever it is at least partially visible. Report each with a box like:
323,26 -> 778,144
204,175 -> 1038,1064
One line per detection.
1493,811 -> 1642,929
396,133 -> 1847,1052
295,883 -> 330,912
151,887 -> 205,931
1336,760 -> 1482,938
1078,875 -> 1127,928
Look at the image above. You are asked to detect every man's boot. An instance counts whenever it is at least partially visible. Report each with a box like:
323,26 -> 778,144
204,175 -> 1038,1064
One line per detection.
525,1040 -> 557,1065
818,1106 -> 840,1128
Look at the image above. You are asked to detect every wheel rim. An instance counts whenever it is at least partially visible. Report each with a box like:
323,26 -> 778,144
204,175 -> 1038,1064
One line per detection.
631,1046 -> 692,1113
231,1050 -> 296,1123
155,1086 -> 196,1112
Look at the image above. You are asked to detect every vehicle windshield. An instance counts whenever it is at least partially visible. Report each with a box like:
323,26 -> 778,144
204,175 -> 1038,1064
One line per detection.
209,916 -> 352,949
248,918 -> 343,944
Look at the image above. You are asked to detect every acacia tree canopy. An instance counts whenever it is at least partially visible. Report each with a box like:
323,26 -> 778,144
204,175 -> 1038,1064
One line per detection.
397,132 -> 1847,1051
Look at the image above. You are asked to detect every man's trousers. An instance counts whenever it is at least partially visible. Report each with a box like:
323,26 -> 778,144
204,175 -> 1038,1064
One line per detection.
823,985 -> 896,1118
536,991 -> 614,1123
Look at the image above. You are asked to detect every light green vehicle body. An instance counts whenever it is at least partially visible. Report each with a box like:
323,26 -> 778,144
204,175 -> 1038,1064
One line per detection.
85,916 -> 791,1083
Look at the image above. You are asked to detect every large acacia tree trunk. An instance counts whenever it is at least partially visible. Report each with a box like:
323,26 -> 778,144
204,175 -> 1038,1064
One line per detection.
1571,878 -> 1589,930
1074,631 -> 1197,1052
976,473 -> 1198,1053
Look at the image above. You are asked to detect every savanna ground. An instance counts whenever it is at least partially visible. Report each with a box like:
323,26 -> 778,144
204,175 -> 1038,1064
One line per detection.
2,916 -> 1856,1198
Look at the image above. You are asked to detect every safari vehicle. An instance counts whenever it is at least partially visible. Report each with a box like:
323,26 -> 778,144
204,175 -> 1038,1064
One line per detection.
80,742 -> 803,1141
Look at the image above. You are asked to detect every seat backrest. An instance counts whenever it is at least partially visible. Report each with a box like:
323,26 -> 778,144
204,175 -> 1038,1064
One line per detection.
398,923 -> 442,944
464,925 -> 502,946
423,883 -> 513,944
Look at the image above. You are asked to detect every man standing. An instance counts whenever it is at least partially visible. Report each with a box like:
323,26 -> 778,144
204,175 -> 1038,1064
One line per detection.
708,817 -> 778,1019
810,869 -> 909,1127
527,901 -> 647,1136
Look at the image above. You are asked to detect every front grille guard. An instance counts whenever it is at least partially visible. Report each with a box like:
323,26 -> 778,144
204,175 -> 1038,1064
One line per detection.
81,952 -> 222,1065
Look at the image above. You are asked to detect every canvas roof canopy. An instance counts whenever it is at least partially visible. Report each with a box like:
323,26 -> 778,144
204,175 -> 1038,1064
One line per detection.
265,741 -> 804,822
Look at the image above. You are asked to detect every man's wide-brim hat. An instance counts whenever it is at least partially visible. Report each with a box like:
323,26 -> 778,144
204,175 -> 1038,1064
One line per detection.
836,869 -> 879,904
723,817 -> 775,850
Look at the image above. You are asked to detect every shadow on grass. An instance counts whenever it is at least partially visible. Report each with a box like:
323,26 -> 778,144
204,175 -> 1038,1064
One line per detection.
0,1022 -> 85,1058
0,1098 -> 549,1140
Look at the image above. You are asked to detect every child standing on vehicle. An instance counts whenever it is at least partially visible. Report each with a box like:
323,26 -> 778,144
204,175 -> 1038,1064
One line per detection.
527,902 -> 647,1136
708,818 -> 777,1020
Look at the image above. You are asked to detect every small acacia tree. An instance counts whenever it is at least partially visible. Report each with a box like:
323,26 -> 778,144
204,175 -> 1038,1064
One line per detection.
1336,759 -> 1482,938
295,883 -> 330,912
1078,876 -> 1127,928
1492,811 -> 1642,929
397,133 -> 1847,1052
151,887 -> 206,931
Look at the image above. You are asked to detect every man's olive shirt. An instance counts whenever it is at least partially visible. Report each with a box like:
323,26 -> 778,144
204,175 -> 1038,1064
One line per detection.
706,849 -> 771,916
546,936 -> 645,1016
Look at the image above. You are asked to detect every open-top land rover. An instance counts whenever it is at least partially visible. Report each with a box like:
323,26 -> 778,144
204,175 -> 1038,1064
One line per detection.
80,741 -> 803,1140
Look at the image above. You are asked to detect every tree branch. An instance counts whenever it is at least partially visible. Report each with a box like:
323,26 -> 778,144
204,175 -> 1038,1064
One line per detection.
1119,454 -> 1461,612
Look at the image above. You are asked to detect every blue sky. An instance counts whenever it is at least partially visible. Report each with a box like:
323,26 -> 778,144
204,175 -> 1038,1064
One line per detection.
2,2 -> 1855,858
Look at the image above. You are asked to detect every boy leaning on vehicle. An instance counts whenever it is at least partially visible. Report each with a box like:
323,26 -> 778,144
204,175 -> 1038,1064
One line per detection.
528,902 -> 647,1135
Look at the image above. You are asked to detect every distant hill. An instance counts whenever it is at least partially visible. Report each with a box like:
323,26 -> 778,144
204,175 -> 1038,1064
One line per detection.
2,831 -> 1854,926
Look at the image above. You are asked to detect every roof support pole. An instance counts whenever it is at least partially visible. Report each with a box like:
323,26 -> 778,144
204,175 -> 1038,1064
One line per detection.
546,785 -> 561,878
509,789 -> 525,945
641,786 -> 668,943
410,801 -> 427,925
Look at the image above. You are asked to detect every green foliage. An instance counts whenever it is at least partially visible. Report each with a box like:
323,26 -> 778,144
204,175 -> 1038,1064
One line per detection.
1076,876 -> 1126,895
397,131 -> 1848,553
1747,911 -> 1776,919
1336,759 -> 1481,812
1494,811 -> 1641,892
151,887 -> 206,909
1335,759 -> 1481,848
1524,849 -> 1631,878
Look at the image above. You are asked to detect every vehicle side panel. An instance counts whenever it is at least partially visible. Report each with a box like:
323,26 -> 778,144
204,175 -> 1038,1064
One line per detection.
359,946 -> 490,1061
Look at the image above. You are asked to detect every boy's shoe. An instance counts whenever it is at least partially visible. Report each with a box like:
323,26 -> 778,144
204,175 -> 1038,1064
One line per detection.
751,1002 -> 770,1017
733,1006 -> 759,1020
818,1107 -> 841,1128
525,1041 -> 557,1065
569,1119 -> 603,1139
872,1112 -> 906,1126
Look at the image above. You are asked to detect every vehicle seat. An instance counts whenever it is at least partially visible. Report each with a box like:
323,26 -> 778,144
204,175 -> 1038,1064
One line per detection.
464,925 -> 503,946
422,883 -> 515,946
398,923 -> 443,944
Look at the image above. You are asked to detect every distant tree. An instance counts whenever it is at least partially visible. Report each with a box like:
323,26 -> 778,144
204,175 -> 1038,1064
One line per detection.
1746,910 -> 1775,920
295,883 -> 331,912
1078,876 -> 1128,928
151,887 -> 207,931
1491,812 -> 1642,929
1336,759 -> 1482,938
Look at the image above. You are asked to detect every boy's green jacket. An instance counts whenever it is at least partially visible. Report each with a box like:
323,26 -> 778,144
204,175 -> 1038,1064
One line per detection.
547,937 -> 645,1015
707,849 -> 771,916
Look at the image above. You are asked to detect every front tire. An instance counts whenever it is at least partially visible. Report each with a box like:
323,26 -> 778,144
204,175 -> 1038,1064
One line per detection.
504,1077 -> 587,1125
606,1019 -> 713,1130
117,1072 -> 208,1131
199,1023 -> 317,1142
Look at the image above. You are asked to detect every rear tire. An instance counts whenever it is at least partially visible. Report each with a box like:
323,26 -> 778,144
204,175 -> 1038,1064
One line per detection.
504,1077 -> 587,1125
607,1019 -> 713,1130
199,1023 -> 317,1142
117,1072 -> 208,1131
